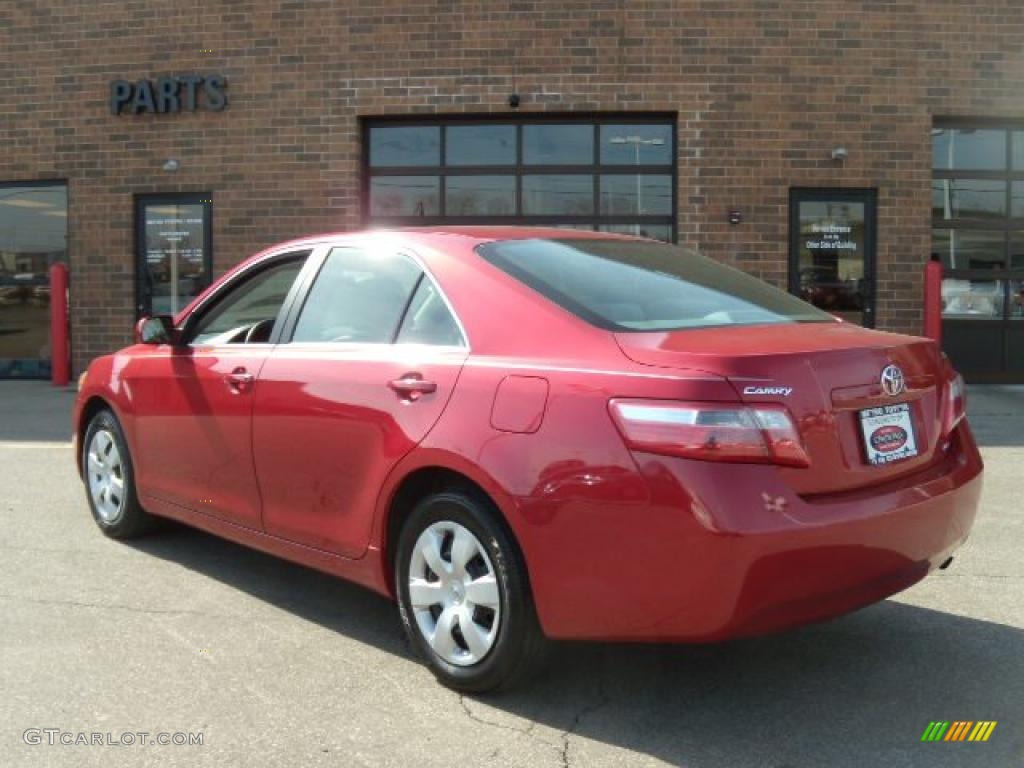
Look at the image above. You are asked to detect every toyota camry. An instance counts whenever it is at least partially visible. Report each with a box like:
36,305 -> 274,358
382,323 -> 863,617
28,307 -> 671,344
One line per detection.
73,227 -> 983,691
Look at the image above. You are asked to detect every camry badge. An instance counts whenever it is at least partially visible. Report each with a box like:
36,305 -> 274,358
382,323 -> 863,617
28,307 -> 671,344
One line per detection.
880,364 -> 905,397
743,386 -> 793,397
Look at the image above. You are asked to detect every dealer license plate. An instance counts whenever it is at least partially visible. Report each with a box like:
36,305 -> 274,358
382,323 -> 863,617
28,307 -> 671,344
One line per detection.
859,403 -> 919,466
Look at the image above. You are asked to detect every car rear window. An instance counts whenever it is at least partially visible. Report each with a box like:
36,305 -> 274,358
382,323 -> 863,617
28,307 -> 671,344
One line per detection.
476,238 -> 833,331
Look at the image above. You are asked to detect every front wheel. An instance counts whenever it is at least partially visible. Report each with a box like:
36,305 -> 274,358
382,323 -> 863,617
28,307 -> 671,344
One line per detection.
395,489 -> 545,692
82,409 -> 153,539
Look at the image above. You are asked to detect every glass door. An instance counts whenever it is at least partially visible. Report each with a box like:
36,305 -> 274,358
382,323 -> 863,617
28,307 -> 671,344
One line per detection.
135,193 -> 212,318
932,123 -> 1024,381
789,189 -> 877,327
0,182 -> 67,378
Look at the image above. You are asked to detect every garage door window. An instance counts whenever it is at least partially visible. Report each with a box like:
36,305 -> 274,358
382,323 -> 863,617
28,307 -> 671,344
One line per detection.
364,117 -> 676,242
932,121 -> 1024,378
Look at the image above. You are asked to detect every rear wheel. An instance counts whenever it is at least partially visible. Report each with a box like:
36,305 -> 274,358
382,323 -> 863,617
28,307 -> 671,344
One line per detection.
396,489 -> 545,692
82,409 -> 153,539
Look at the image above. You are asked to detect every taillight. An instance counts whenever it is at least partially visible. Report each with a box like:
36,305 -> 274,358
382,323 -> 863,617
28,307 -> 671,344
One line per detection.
608,399 -> 810,467
942,371 -> 967,436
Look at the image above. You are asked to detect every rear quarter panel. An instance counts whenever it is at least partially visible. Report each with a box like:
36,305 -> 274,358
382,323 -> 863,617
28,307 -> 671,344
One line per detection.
373,344 -> 739,638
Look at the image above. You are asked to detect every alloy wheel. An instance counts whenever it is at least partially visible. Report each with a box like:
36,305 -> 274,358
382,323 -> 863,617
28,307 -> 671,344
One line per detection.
408,521 -> 501,666
87,429 -> 125,523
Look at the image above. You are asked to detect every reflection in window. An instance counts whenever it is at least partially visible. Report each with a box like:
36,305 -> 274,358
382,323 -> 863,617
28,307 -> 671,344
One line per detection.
0,183 -> 67,377
1012,181 -> 1024,218
600,125 -> 672,165
0,185 -> 66,278
445,176 -> 515,216
522,124 -> 593,165
1010,280 -> 1024,319
293,248 -> 421,343
600,175 -> 672,216
1010,233 -> 1024,269
941,278 -> 1005,319
931,229 -> 1006,270
369,126 -> 440,167
522,175 -> 594,215
932,128 -> 1005,170
369,177 -> 440,217
396,279 -> 465,346
598,224 -> 673,243
931,179 -> 1006,220
1012,132 -> 1024,170
446,125 -> 515,166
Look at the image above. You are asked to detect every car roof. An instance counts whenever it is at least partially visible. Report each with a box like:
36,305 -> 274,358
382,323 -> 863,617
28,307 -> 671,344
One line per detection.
390,225 -> 636,242
258,225 -> 639,255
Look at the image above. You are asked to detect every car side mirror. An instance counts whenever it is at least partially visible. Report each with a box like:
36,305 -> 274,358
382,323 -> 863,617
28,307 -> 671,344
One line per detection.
135,315 -> 179,345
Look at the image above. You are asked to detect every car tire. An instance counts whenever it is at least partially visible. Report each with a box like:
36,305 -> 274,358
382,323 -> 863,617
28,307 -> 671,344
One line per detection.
82,409 -> 153,539
396,488 -> 546,692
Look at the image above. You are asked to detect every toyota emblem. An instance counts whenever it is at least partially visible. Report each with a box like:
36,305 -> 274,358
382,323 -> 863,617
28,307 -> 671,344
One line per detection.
880,364 -> 905,397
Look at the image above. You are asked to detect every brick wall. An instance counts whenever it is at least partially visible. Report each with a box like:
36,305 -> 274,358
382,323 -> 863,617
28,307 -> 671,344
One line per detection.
2,1 -> 1024,371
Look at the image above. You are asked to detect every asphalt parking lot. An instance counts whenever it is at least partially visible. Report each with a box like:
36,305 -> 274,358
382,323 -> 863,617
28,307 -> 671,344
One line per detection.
1,381 -> 1021,768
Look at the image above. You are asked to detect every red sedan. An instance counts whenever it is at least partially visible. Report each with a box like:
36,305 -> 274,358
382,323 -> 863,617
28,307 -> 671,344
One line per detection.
73,228 -> 983,691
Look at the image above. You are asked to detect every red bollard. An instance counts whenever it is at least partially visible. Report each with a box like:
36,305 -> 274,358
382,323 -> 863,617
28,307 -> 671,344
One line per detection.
49,262 -> 70,387
923,259 -> 943,346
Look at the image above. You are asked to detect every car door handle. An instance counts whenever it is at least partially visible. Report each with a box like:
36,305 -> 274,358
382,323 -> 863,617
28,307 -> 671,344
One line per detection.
388,375 -> 437,398
225,367 -> 254,392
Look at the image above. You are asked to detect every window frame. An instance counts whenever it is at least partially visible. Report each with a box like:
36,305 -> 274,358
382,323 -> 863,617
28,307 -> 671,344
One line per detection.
361,114 -> 677,242
278,245 -> 469,350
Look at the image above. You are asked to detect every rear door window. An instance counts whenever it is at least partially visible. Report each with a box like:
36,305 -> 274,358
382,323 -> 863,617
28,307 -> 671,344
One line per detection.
291,247 -> 421,343
477,238 -> 832,331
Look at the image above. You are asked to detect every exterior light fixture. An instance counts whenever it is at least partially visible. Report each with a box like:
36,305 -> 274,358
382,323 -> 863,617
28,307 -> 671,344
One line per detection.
162,158 -> 180,172
831,147 -> 848,161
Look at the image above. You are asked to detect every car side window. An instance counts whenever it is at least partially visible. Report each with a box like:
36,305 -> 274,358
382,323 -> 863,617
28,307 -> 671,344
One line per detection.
189,257 -> 306,345
291,247 -> 421,343
395,278 -> 465,347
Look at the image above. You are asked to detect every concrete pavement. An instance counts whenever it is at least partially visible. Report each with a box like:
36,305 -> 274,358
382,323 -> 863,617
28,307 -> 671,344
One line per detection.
0,380 -> 1021,767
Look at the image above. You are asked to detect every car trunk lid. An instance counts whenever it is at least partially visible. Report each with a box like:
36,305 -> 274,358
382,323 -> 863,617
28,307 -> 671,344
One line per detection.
615,322 -> 946,495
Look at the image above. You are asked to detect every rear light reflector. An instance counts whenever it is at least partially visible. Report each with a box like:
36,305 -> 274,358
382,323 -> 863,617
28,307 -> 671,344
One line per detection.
609,399 -> 810,467
942,371 -> 967,436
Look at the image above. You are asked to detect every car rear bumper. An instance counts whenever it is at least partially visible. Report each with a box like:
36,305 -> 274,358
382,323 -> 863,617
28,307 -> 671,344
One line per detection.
520,421 -> 984,642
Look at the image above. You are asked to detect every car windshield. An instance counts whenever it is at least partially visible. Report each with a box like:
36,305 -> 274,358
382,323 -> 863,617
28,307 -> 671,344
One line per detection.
476,238 -> 834,332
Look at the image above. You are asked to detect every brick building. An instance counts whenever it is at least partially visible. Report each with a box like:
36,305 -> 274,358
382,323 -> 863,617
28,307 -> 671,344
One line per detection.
1,1 -> 1023,380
